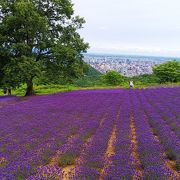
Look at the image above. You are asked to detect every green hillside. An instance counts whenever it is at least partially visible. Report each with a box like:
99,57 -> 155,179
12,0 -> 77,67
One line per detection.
85,65 -> 102,76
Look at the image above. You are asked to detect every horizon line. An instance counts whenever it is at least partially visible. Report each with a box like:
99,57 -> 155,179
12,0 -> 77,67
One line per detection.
84,52 -> 180,59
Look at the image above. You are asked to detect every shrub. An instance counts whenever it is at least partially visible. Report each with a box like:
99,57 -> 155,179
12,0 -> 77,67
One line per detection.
103,71 -> 124,85
153,61 -> 180,83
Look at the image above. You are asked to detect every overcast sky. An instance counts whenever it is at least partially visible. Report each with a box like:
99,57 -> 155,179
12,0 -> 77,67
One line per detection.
72,0 -> 180,57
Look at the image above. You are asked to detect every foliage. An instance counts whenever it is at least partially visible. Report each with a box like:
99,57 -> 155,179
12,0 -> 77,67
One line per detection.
0,0 -> 89,95
85,65 -> 102,76
131,74 -> 159,84
102,71 -> 124,85
35,62 -> 90,85
153,61 -> 180,83
74,75 -> 104,87
73,65 -> 103,87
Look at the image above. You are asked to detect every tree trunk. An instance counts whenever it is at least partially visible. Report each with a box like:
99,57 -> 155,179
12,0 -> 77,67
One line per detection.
25,79 -> 34,96
3,88 -> 7,95
8,88 -> 11,95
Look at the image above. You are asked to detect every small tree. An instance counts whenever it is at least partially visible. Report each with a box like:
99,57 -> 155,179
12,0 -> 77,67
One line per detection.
153,61 -> 180,83
103,71 -> 124,85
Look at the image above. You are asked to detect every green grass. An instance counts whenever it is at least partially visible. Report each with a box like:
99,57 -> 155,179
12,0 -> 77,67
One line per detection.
0,81 -> 180,96
33,84 -> 76,95
0,84 -> 77,96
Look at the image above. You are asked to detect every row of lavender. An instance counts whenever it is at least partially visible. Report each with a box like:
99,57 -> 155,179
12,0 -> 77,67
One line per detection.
138,89 -> 180,171
132,91 -> 177,178
143,89 -> 180,137
0,91 -> 125,179
30,88 -> 180,179
104,91 -> 136,179
74,88 -> 179,179
0,87 -> 179,179
103,89 -> 179,179
29,90 -> 124,179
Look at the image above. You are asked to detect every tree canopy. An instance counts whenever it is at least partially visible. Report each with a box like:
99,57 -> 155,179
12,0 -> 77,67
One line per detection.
153,61 -> 180,83
103,71 -> 124,86
0,0 -> 89,95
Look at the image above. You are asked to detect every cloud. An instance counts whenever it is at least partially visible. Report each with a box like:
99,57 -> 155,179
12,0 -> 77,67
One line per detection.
99,26 -> 107,30
89,42 -> 180,57
73,0 -> 180,57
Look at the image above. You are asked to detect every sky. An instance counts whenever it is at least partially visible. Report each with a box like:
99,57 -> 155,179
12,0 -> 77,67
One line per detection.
72,0 -> 180,57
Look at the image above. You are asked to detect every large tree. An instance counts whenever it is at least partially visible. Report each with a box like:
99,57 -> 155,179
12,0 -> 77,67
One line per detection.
0,0 -> 89,95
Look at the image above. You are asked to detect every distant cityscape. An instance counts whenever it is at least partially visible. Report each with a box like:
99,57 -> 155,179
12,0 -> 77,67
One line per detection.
83,54 -> 179,77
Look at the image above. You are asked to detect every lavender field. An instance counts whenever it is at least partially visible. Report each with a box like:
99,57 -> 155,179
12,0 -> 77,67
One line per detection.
0,88 -> 180,179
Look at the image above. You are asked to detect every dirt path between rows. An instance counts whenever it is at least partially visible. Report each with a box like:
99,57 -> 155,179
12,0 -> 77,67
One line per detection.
130,117 -> 143,179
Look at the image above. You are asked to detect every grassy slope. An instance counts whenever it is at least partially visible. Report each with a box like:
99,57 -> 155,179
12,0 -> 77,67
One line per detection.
0,82 -> 180,96
0,67 -> 179,96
